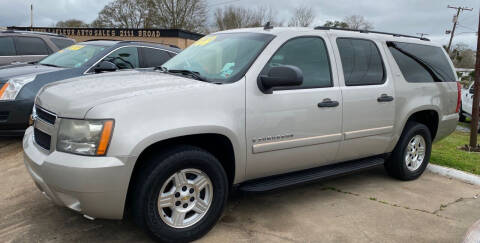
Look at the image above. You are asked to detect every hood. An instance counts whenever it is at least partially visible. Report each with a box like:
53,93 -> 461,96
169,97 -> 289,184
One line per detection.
36,70 -> 212,118
0,64 -> 63,83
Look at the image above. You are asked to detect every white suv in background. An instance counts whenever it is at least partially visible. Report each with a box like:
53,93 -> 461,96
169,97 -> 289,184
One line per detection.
460,83 -> 480,132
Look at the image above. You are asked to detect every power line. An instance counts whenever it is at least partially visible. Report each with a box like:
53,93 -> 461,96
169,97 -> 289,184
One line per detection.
446,5 -> 473,53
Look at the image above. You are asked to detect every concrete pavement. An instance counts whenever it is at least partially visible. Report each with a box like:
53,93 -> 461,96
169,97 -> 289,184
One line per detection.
1,137 -> 480,242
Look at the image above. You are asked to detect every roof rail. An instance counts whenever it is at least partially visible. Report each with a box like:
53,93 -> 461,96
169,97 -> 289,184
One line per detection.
119,40 -> 180,49
83,39 -> 122,42
1,29 -> 68,38
313,26 -> 430,41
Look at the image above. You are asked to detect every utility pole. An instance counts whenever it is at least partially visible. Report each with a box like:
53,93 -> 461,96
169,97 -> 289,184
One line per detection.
417,33 -> 429,39
30,4 -> 33,28
470,8 -> 480,148
447,5 -> 473,53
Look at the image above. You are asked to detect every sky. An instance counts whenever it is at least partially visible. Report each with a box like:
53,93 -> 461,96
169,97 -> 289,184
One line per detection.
0,0 -> 478,49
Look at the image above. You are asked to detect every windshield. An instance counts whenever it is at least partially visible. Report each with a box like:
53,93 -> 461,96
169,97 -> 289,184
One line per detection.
39,44 -> 106,68
162,33 -> 274,83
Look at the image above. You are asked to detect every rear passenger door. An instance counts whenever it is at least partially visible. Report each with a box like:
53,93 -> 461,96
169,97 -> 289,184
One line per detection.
139,47 -> 175,68
332,37 -> 395,162
14,36 -> 52,63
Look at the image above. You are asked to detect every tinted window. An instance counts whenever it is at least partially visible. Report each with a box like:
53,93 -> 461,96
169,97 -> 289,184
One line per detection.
388,42 -> 456,82
15,37 -> 50,55
337,38 -> 384,86
140,47 -> 172,68
262,37 -> 332,89
0,37 -> 15,56
103,47 -> 140,69
50,38 -> 75,50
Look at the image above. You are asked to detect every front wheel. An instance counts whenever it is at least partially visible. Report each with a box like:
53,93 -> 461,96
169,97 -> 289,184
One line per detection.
385,121 -> 432,180
132,146 -> 228,243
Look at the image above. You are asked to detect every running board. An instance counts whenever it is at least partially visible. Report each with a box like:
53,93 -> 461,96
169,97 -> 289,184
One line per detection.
239,157 -> 385,192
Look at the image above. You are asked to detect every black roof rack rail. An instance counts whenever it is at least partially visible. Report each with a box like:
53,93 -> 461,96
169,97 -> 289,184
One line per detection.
313,26 -> 430,41
1,29 -> 68,38
83,39 -> 122,42
119,40 -> 181,49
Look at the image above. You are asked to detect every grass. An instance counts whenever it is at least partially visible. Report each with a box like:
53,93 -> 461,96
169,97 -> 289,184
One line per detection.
430,127 -> 480,175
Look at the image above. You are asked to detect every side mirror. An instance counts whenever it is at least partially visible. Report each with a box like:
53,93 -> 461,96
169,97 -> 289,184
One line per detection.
93,61 -> 118,73
258,65 -> 303,94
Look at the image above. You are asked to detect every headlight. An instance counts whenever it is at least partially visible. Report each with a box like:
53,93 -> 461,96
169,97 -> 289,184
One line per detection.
57,119 -> 114,156
0,75 -> 36,100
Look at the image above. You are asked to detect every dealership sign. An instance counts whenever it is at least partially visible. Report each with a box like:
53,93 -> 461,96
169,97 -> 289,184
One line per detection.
7,27 -> 203,40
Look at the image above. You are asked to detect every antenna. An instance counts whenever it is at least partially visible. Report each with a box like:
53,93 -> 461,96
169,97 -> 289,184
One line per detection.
264,22 -> 273,30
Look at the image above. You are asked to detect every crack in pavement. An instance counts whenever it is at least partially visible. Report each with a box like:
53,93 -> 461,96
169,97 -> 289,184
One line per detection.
320,186 -> 477,220
220,222 -> 302,243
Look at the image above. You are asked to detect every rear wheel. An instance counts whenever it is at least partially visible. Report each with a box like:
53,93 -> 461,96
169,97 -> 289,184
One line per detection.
385,121 -> 432,180
131,145 -> 228,243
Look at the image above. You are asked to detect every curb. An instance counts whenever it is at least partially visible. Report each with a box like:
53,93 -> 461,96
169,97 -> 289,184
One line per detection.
427,164 -> 480,186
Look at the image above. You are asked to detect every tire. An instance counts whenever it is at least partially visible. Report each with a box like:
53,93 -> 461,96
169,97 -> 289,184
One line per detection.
459,108 -> 466,122
385,121 -> 432,180
131,145 -> 229,243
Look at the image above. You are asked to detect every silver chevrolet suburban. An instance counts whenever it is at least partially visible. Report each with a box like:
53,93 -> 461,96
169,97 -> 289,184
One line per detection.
23,27 -> 460,242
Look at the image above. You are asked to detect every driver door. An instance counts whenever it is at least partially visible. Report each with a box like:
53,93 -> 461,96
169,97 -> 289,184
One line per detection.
102,46 -> 140,70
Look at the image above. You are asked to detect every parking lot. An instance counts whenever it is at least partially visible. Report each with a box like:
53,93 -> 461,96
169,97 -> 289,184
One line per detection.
1,136 -> 480,242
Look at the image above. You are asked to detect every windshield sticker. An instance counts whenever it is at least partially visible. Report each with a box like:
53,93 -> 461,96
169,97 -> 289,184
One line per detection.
67,45 -> 85,51
192,36 -> 217,47
220,62 -> 235,78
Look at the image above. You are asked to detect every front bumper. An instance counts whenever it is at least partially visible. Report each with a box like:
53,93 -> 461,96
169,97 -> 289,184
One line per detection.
0,99 -> 33,136
23,126 -> 133,219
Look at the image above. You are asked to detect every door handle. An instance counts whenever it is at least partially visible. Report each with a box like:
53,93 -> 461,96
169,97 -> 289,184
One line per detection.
377,94 -> 394,102
318,98 -> 339,108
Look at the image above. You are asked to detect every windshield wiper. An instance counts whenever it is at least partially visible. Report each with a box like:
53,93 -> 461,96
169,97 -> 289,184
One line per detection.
387,42 -> 446,82
162,68 -> 208,82
39,63 -> 61,68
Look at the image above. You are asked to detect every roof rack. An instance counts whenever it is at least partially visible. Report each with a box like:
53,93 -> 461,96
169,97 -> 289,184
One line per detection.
313,26 -> 430,41
119,40 -> 180,49
1,29 -> 67,38
83,39 -> 122,42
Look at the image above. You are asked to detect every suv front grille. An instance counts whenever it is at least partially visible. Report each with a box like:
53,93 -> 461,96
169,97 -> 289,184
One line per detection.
34,128 -> 51,150
0,111 -> 8,121
36,106 -> 56,125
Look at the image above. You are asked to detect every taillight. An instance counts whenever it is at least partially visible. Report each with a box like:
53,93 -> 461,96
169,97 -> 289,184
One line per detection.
456,82 -> 461,113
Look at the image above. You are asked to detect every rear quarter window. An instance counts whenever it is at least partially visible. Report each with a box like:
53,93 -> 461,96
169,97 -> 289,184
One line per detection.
15,36 -> 51,55
388,42 -> 456,82
50,38 -> 75,50
0,37 -> 16,56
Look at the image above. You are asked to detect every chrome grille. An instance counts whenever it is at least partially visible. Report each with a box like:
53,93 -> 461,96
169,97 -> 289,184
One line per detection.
34,128 -> 51,150
36,106 -> 56,125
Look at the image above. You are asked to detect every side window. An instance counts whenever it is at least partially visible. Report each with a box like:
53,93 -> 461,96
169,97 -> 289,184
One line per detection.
140,47 -> 172,68
388,42 -> 456,82
15,37 -> 50,55
262,37 -> 332,89
50,38 -> 75,50
0,37 -> 16,56
104,47 -> 140,69
337,38 -> 385,86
